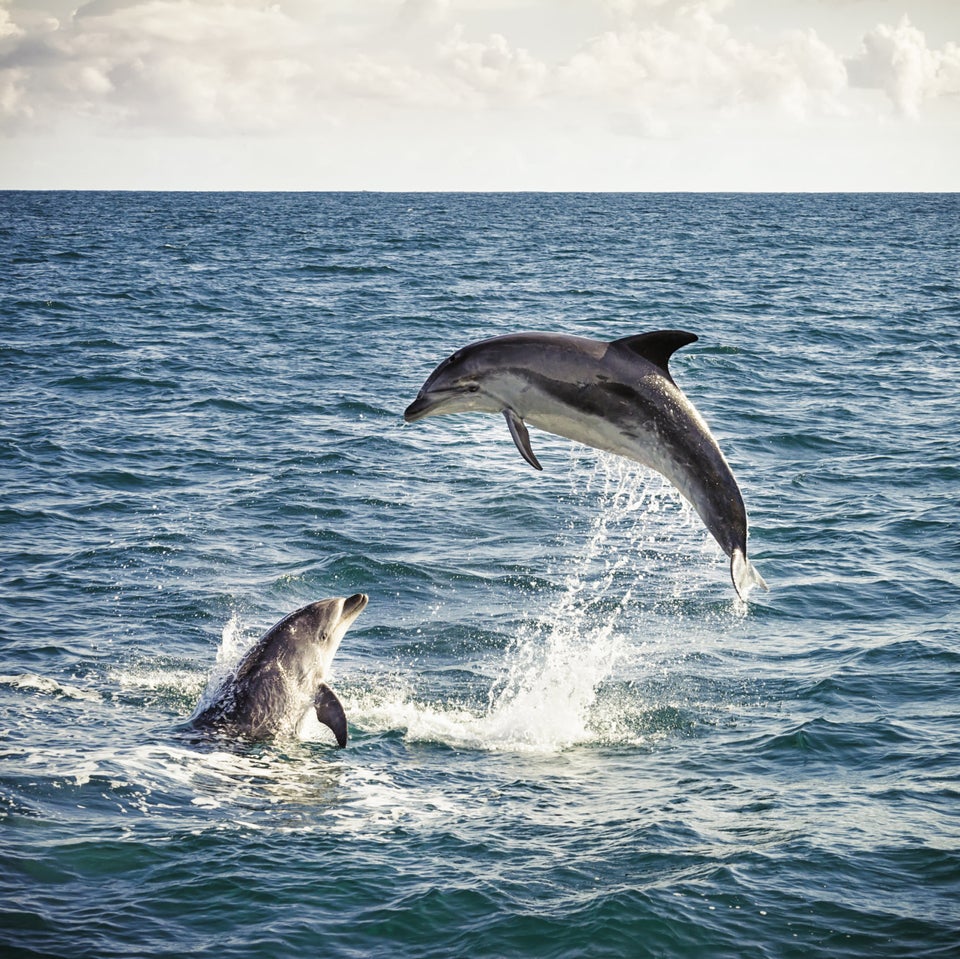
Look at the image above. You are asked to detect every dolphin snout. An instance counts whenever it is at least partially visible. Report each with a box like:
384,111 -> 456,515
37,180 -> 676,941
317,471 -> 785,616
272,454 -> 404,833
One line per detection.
343,593 -> 368,617
403,394 -> 433,422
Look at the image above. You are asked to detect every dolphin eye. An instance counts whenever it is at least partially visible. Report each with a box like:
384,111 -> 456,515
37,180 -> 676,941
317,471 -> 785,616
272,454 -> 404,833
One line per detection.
466,384 -> 480,393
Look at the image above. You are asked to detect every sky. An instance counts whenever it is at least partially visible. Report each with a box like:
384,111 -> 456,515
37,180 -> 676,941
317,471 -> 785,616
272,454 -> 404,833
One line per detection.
1,0 -> 958,191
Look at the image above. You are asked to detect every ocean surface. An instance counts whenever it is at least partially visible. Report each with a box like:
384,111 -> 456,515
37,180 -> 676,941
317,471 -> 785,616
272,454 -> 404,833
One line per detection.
1,191 -> 958,958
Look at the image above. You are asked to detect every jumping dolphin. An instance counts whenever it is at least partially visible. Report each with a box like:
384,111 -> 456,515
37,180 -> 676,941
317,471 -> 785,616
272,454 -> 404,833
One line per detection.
404,331 -> 766,600
190,594 -> 368,745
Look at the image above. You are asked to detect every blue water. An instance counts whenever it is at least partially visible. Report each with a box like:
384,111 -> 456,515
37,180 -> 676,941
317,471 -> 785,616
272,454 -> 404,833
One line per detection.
1,191 -> 959,958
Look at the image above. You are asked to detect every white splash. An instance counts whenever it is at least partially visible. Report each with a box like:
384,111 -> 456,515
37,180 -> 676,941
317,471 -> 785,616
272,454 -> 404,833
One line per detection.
0,672 -> 102,702
353,452 -> 725,754
189,613 -> 250,715
479,454 -> 666,750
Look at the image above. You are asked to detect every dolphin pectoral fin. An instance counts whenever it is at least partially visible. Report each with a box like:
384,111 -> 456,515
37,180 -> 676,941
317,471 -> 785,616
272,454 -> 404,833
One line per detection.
314,683 -> 348,748
731,548 -> 768,601
503,409 -> 543,471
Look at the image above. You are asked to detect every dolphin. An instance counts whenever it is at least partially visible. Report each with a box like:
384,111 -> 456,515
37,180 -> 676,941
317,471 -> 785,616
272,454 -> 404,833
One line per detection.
403,331 -> 766,600
190,594 -> 368,745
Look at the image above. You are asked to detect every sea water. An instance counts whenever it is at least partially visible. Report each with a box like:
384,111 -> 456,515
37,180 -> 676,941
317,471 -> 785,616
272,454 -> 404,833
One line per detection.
1,192 -> 958,957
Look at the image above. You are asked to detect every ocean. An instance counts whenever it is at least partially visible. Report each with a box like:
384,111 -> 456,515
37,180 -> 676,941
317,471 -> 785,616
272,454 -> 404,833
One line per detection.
1,191 -> 958,958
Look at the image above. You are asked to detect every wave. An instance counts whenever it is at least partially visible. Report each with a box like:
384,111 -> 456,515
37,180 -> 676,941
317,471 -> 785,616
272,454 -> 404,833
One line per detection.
0,673 -> 101,702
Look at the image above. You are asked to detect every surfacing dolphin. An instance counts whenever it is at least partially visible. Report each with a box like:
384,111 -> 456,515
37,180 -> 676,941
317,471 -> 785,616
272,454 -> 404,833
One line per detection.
404,331 -> 767,600
190,594 -> 368,746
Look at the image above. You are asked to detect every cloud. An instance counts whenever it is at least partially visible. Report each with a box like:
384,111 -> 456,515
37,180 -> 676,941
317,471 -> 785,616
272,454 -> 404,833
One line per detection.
1,4 -> 21,40
0,0 -> 318,133
846,15 -> 960,116
0,0 -> 551,133
556,3 -> 847,133
397,0 -> 450,29
439,26 -> 547,102
0,0 -> 470,133
0,0 -> 958,144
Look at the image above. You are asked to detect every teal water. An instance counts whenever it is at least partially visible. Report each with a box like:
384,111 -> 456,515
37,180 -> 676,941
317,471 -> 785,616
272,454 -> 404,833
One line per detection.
1,192 -> 959,957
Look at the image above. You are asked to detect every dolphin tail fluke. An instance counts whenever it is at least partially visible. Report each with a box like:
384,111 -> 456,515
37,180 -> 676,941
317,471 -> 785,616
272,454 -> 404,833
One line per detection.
315,683 -> 348,748
731,549 -> 768,601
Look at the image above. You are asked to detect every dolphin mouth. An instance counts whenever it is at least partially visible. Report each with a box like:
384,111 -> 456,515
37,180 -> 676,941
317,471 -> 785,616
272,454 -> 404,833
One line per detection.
342,593 -> 368,618
403,394 -> 435,422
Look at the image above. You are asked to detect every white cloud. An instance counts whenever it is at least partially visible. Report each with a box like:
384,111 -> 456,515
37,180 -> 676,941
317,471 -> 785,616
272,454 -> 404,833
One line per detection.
397,0 -> 450,29
847,15 -> 960,116
1,4 -> 22,39
0,67 -> 29,123
439,26 -> 547,102
557,3 -> 847,134
0,0 -> 958,189
0,0 -> 858,137
0,0 -> 318,132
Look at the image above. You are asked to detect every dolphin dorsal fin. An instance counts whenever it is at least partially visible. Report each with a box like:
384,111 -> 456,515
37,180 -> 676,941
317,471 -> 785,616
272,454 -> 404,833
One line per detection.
611,331 -> 698,384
